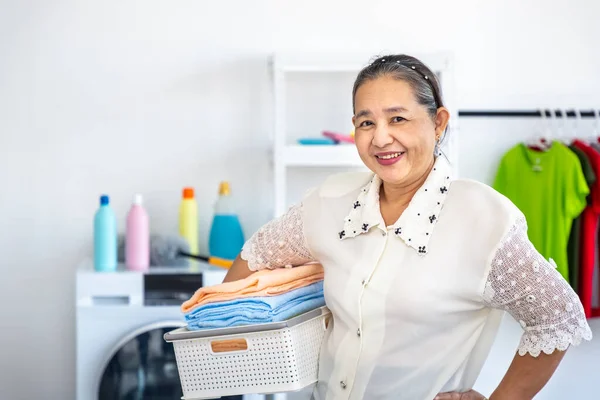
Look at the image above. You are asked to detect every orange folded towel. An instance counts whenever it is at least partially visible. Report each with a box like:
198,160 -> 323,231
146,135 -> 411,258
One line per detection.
181,263 -> 324,314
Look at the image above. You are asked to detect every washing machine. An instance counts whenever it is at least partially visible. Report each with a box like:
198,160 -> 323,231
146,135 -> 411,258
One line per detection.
75,260 -> 266,400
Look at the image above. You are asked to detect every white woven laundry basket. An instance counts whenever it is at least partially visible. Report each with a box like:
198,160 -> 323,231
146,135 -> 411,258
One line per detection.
164,306 -> 331,400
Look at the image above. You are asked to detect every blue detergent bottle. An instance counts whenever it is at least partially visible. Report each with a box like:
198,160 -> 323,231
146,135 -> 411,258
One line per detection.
94,194 -> 117,272
209,181 -> 245,261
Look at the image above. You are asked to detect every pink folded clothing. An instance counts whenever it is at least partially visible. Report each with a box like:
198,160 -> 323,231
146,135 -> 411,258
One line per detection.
181,263 -> 324,314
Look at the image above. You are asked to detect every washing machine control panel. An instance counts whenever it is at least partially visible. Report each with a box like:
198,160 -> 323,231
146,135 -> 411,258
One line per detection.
144,274 -> 202,306
76,263 -> 228,308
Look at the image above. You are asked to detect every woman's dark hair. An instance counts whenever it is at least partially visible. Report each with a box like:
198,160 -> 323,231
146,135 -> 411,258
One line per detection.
352,54 -> 444,120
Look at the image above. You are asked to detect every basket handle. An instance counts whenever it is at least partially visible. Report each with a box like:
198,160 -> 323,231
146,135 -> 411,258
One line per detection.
209,338 -> 249,354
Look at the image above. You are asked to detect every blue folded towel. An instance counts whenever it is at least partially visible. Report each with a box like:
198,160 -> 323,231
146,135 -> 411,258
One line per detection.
185,281 -> 325,330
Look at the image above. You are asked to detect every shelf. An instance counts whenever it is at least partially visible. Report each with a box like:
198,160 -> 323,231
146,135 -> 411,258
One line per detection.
279,145 -> 364,167
270,51 -> 457,217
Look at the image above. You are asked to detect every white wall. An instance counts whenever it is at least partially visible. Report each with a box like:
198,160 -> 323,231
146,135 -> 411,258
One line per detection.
1,1 -> 600,399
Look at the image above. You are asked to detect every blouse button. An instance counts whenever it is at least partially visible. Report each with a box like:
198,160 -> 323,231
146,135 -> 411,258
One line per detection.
362,279 -> 367,286
357,328 -> 361,337
340,381 -> 347,389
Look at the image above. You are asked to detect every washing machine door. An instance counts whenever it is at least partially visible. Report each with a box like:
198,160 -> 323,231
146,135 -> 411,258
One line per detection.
98,321 -> 185,400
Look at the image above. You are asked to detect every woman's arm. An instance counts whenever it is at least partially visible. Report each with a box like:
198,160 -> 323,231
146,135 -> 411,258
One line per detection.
223,254 -> 253,283
222,202 -> 316,283
439,217 -> 591,400
489,350 -> 565,400
481,216 -> 592,398
436,350 -> 564,400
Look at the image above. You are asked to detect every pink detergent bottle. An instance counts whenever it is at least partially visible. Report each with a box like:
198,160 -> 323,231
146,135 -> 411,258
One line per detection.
125,194 -> 150,271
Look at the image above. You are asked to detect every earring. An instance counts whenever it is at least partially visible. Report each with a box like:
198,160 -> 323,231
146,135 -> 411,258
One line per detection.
434,136 -> 442,156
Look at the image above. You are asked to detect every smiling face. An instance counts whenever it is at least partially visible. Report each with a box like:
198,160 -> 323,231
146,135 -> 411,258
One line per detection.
352,76 -> 448,186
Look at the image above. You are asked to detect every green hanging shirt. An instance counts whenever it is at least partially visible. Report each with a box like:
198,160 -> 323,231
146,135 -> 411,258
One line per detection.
493,141 -> 589,281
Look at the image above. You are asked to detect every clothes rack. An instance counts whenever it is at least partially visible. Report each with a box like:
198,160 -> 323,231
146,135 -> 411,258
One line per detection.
458,110 -> 599,118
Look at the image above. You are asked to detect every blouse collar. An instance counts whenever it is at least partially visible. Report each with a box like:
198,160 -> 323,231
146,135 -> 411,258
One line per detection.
339,156 -> 453,255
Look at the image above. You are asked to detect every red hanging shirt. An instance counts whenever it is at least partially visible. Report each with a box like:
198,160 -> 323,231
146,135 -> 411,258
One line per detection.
572,140 -> 600,317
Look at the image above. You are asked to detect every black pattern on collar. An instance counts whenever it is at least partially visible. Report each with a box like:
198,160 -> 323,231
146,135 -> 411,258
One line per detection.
339,157 -> 453,256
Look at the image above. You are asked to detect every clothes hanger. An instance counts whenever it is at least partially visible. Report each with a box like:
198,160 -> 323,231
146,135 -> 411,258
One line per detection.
552,108 -> 566,145
541,108 -> 557,150
559,108 -> 572,145
541,108 -> 553,149
572,108 -> 581,143
527,109 -> 550,172
526,109 -> 551,152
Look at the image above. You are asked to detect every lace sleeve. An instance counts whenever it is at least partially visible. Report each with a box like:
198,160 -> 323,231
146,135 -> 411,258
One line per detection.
482,216 -> 592,357
240,203 -> 316,271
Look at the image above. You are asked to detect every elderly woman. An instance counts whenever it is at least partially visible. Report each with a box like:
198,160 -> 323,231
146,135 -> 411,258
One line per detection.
224,54 -> 592,400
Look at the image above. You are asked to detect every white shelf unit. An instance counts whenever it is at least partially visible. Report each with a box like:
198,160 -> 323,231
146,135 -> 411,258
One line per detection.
280,144 -> 363,167
270,52 -> 458,217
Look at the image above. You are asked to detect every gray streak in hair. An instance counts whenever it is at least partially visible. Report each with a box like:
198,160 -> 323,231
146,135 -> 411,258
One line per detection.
352,54 -> 444,120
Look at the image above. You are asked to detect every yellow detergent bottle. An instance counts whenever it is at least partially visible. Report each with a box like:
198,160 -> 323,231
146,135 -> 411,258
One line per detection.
179,187 -> 199,256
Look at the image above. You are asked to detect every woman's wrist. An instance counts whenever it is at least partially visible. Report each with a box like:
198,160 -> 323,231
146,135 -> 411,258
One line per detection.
489,391 -> 517,400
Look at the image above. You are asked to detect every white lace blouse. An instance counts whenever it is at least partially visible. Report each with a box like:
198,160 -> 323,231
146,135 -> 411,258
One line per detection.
241,156 -> 591,400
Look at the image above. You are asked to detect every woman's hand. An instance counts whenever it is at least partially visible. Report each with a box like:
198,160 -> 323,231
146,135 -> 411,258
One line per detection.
434,390 -> 487,400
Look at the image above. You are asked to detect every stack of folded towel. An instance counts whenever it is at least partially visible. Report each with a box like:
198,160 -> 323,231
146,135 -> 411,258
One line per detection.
181,263 -> 325,330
